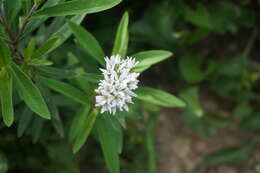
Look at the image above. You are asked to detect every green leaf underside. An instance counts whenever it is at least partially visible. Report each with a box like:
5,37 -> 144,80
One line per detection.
34,0 -> 122,17
8,63 -> 50,119
135,87 -> 186,108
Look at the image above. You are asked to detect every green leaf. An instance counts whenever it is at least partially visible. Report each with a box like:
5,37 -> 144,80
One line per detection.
216,56 -> 245,77
21,0 -> 32,14
200,143 -> 255,168
135,87 -> 186,108
39,76 -> 92,105
203,113 -> 232,128
24,39 -> 36,62
36,80 -> 64,138
69,106 -> 91,141
185,3 -> 211,29
180,87 -> 204,117
28,59 -> 53,66
0,38 -> 11,68
79,73 -> 103,83
48,102 -> 64,138
35,66 -> 77,79
234,103 -> 252,120
0,71 -> 14,126
96,114 -> 120,173
8,63 -> 51,119
4,0 -> 22,25
31,116 -> 44,143
179,54 -> 215,83
73,108 -> 99,153
0,152 -> 8,173
32,37 -> 59,59
133,50 -> 172,72
68,22 -> 105,66
34,0 -> 122,17
17,107 -> 33,137
47,14 -> 86,54
23,0 -> 63,37
240,112 -> 260,131
112,12 -> 129,57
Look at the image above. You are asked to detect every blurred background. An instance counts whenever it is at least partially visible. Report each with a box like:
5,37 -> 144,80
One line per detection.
1,0 -> 260,173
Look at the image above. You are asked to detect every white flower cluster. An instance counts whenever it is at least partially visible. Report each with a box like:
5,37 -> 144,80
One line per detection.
95,55 -> 140,115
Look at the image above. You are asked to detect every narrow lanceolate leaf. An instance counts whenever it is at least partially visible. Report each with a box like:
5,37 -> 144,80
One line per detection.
68,22 -> 105,66
17,107 -> 33,137
49,102 -> 64,138
39,76 -> 92,105
79,72 -> 103,83
0,38 -> 11,68
200,142 -> 255,167
135,87 -> 186,108
35,66 -> 77,79
97,114 -> 120,173
31,116 -> 45,143
0,72 -> 14,126
27,59 -> 53,66
112,12 -> 129,57
73,108 -> 99,153
23,0 -> 63,37
132,50 -> 173,72
47,14 -> 86,54
4,0 -> 22,25
8,63 -> 51,119
69,106 -> 91,141
24,39 -> 36,62
36,80 -> 65,138
34,0 -> 122,17
32,37 -> 59,59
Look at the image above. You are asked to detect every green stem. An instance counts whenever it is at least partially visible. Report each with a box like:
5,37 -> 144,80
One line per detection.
243,28 -> 258,58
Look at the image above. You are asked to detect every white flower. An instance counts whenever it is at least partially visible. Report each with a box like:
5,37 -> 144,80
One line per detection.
95,55 -> 140,115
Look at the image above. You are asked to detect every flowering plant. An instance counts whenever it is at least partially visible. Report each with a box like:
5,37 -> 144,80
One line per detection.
0,0 -> 185,172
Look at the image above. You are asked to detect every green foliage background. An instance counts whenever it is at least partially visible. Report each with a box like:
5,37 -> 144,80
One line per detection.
0,0 -> 260,173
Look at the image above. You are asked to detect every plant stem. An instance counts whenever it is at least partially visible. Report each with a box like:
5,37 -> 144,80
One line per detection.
0,4 -> 38,62
243,28 -> 258,58
0,11 -> 15,41
14,4 -> 38,46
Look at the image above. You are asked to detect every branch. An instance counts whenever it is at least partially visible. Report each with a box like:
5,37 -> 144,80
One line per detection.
14,4 -> 38,45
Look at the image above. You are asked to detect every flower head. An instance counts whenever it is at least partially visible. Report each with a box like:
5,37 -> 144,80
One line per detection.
95,55 -> 140,115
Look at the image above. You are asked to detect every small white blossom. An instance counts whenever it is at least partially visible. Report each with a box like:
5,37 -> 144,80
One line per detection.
95,55 -> 140,115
